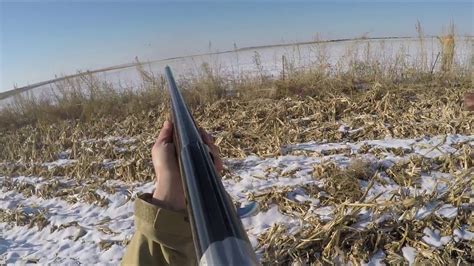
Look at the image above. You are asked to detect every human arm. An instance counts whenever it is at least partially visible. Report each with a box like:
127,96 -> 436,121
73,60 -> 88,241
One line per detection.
121,121 -> 223,265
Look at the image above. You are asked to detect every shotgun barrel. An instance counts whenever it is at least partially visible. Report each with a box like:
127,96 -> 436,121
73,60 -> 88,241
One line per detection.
164,66 -> 258,265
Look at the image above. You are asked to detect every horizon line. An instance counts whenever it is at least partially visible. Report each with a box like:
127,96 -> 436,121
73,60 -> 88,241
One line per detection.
1,34 -> 473,99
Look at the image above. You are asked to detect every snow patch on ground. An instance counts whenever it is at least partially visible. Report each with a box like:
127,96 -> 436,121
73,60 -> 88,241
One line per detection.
42,159 -> 77,170
422,228 -> 451,248
402,246 -> 417,265
435,204 -> 458,219
363,249 -> 386,266
453,226 -> 474,242
0,134 -> 472,264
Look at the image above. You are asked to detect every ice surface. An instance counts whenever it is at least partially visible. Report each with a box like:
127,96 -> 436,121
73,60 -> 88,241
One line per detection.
2,36 -> 472,108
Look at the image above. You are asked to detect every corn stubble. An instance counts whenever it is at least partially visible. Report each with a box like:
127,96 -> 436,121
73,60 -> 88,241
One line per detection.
0,31 -> 472,264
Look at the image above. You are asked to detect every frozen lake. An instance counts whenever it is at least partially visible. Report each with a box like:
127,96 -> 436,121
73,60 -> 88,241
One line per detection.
1,36 -> 472,107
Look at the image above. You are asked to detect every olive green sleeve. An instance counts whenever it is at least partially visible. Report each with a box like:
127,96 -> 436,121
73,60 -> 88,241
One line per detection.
121,193 -> 196,266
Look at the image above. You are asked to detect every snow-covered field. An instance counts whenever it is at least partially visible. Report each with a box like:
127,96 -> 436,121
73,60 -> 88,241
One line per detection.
1,35 -> 472,264
1,134 -> 472,264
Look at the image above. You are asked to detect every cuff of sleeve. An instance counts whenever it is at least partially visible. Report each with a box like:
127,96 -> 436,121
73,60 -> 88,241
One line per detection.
134,193 -> 192,243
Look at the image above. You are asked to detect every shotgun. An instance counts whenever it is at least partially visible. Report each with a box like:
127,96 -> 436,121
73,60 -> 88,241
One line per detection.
164,66 -> 259,265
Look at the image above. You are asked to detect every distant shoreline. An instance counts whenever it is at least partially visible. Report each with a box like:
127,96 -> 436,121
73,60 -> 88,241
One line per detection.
1,35 -> 472,100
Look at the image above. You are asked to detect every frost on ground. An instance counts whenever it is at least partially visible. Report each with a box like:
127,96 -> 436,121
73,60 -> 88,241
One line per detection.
0,134 -> 473,264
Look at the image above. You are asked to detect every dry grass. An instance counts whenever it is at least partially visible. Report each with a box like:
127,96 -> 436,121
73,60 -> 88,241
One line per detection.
0,31 -> 471,130
0,29 -> 472,265
0,77 -> 471,264
0,207 -> 50,230
254,168 -> 472,265
438,22 -> 456,73
1,80 -> 470,163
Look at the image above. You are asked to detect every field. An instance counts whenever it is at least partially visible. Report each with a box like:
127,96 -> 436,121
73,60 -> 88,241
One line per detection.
0,32 -> 473,264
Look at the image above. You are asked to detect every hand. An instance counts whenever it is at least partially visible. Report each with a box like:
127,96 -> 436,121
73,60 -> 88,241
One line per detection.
151,120 -> 223,211
464,92 -> 474,111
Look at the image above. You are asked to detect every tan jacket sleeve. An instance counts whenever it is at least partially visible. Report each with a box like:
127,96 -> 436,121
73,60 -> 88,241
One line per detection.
121,193 -> 197,266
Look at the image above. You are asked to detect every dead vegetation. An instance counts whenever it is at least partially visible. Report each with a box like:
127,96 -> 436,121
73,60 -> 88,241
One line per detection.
0,207 -> 50,230
253,166 -> 472,265
0,30 -> 472,265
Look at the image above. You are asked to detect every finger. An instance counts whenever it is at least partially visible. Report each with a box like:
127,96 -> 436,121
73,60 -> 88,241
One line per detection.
206,141 -> 224,173
200,130 -> 218,154
199,128 -> 215,145
199,128 -> 224,173
157,120 -> 174,144
205,132 -> 214,143
198,128 -> 209,142
212,151 -> 224,173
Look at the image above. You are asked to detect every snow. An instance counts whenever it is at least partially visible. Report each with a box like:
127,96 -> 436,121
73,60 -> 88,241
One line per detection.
310,206 -> 335,222
42,159 -> 77,170
422,228 -> 452,248
284,134 -> 473,160
418,172 -> 451,194
241,205 -> 290,231
363,249 -> 386,266
453,226 -> 474,242
414,201 -> 441,220
435,204 -> 458,219
287,188 -> 319,205
402,246 -> 417,265
0,134 -> 472,264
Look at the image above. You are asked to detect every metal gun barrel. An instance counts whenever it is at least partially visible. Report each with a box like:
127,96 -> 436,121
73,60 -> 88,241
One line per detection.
164,66 -> 258,265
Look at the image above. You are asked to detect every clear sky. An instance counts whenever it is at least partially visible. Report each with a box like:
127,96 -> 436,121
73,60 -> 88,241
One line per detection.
0,1 -> 472,92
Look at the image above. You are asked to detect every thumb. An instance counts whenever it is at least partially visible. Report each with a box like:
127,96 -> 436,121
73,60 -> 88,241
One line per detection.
157,120 -> 173,144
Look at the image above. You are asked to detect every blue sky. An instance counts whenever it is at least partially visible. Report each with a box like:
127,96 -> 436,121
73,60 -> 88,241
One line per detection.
1,1 -> 472,92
